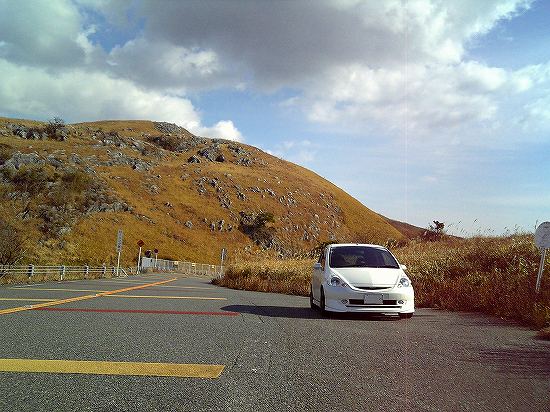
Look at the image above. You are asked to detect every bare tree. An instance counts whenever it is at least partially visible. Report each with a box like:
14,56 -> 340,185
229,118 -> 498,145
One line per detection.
0,218 -> 26,267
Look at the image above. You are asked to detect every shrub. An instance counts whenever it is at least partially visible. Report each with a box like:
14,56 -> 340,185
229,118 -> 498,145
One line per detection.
0,218 -> 26,267
149,135 -> 182,152
44,117 -> 66,137
11,165 -> 55,195
0,144 -> 14,164
60,170 -> 93,193
239,211 -> 276,249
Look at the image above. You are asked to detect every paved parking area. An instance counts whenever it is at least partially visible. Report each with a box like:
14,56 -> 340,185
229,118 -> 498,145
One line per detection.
0,274 -> 549,411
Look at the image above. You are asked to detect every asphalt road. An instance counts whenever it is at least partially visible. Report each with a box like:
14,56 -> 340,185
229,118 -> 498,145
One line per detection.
0,274 -> 548,412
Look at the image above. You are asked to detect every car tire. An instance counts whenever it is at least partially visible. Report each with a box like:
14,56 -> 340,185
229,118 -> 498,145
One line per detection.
399,312 -> 413,319
309,287 -> 316,309
320,288 -> 328,317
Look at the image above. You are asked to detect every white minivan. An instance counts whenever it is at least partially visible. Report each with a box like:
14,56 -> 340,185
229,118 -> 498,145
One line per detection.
311,244 -> 414,318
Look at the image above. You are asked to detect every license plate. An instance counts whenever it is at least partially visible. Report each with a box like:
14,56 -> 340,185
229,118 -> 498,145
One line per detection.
364,294 -> 383,304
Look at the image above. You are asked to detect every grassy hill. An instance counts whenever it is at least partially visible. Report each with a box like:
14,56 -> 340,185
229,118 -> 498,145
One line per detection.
0,117 -> 406,266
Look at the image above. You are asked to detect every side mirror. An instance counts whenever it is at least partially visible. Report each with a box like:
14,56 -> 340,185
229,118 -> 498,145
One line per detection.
400,264 -> 407,271
313,262 -> 322,270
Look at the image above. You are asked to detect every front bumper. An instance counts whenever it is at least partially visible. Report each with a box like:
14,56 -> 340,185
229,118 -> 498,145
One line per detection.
324,284 -> 414,314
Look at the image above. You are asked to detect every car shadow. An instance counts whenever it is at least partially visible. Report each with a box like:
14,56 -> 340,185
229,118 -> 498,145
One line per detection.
221,304 -> 402,321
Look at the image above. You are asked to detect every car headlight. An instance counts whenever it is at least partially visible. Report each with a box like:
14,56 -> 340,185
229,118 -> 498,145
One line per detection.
398,277 -> 411,288
329,276 -> 348,288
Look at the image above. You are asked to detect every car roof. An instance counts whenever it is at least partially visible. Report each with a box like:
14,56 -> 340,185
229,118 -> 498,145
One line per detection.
328,243 -> 387,249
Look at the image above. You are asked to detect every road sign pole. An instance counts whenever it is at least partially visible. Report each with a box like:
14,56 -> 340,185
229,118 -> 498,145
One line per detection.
535,222 -> 550,293
536,248 -> 546,294
137,246 -> 142,274
116,250 -> 121,277
115,229 -> 123,277
220,248 -> 227,278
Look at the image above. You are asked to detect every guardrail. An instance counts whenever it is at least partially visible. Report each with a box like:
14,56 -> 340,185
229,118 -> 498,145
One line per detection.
139,257 -> 223,277
178,261 -> 223,277
0,259 -> 224,283
0,264 -> 135,281
140,257 -> 178,271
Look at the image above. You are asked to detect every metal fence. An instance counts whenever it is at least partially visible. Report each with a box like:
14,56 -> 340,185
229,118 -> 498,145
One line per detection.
0,264 -> 136,281
178,261 -> 223,277
140,257 -> 178,271
0,259 -> 224,282
139,258 -> 223,277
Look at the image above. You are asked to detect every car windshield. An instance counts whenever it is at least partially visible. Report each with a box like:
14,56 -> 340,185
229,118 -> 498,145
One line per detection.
329,246 -> 399,268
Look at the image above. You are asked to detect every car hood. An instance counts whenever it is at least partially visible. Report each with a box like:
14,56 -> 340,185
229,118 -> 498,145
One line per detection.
330,267 -> 403,287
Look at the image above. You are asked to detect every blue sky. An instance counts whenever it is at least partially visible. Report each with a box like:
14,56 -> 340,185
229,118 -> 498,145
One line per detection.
1,0 -> 549,235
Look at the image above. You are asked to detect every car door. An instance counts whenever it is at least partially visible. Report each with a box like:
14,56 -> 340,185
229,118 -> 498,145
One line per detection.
312,248 -> 326,301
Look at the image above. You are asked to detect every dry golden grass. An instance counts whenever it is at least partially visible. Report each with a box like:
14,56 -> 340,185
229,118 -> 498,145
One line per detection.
213,258 -> 314,295
216,235 -> 550,329
392,235 -> 550,327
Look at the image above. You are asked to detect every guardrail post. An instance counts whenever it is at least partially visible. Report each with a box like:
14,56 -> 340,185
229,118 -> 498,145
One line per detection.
27,264 -> 34,281
102,264 -> 106,278
111,267 -> 115,277
84,265 -> 89,279
60,265 -> 66,281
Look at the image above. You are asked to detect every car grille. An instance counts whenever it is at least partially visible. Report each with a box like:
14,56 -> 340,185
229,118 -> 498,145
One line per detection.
355,286 -> 390,290
348,299 -> 399,307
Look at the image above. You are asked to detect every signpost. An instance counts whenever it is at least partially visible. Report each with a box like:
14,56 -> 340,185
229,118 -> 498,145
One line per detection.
220,247 -> 227,277
154,248 -> 159,269
535,222 -> 550,293
116,229 -> 123,277
137,239 -> 144,274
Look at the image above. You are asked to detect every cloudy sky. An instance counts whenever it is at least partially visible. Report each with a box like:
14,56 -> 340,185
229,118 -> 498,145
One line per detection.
1,0 -> 549,235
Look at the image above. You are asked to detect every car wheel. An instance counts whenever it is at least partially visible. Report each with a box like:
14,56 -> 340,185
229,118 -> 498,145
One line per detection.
399,312 -> 413,319
309,287 -> 316,309
320,287 -> 328,317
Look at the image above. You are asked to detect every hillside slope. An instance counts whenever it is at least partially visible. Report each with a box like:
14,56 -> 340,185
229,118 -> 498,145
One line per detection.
0,117 -> 405,265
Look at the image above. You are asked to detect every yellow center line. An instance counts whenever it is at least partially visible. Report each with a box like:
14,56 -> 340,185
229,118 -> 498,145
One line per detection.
87,281 -> 218,290
151,285 -> 218,290
0,298 -> 56,302
0,358 -> 224,378
9,288 -> 108,293
104,295 -> 226,300
95,280 -> 154,285
0,278 -> 177,315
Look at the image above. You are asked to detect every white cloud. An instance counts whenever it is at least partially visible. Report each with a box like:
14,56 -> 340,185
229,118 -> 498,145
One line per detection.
302,61 -> 509,137
125,0 -> 537,141
0,0 -> 544,145
0,58 -> 241,141
0,0 -> 87,67
107,37 -> 226,92
195,120 -> 243,142
0,58 -> 197,124
0,0 -> 243,141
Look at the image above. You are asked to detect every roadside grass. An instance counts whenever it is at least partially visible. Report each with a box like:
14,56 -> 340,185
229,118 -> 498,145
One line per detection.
537,327 -> 550,340
212,258 -> 313,296
214,234 -> 550,334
